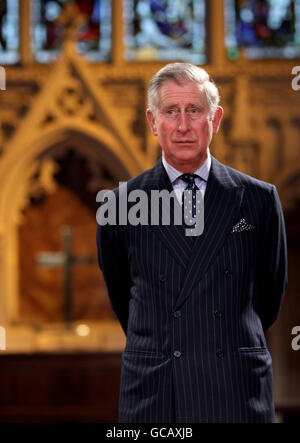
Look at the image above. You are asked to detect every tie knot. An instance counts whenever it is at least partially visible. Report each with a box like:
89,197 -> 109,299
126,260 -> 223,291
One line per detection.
179,173 -> 198,184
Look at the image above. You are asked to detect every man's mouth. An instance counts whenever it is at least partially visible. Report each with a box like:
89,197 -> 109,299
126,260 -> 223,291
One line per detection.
174,140 -> 195,143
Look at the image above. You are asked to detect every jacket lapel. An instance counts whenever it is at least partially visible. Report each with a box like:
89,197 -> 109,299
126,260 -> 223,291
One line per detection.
144,157 -> 244,294
144,159 -> 193,269
174,156 -> 245,310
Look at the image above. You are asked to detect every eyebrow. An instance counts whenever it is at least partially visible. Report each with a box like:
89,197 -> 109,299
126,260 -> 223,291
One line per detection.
162,103 -> 205,109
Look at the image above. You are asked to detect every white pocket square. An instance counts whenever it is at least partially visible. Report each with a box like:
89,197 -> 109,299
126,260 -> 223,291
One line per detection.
231,218 -> 255,233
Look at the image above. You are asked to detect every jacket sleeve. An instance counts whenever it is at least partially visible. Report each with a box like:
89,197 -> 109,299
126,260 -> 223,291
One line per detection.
96,222 -> 132,335
259,185 -> 288,332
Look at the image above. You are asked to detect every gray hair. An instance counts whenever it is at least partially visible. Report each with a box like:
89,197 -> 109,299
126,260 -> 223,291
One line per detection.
147,63 -> 220,117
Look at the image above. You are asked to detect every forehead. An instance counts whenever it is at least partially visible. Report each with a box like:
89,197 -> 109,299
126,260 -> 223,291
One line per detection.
157,79 -> 208,107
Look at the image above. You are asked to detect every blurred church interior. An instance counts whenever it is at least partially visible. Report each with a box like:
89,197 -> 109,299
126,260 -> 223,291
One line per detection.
0,0 -> 299,422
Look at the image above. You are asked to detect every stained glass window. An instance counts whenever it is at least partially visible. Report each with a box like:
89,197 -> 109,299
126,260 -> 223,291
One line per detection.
0,0 -> 19,64
225,0 -> 300,60
123,0 -> 206,63
31,0 -> 111,63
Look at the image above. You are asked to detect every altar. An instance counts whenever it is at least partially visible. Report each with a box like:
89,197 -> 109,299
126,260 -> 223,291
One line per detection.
0,321 -> 125,422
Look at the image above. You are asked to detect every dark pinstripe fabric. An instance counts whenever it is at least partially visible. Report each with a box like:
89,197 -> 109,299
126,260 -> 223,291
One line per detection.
96,156 -> 288,423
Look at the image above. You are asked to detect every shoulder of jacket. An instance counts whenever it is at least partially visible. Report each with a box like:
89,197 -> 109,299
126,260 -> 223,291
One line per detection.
221,162 -> 274,193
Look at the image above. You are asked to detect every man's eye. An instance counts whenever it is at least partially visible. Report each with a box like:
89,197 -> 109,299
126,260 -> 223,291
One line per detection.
189,108 -> 198,114
167,109 -> 175,115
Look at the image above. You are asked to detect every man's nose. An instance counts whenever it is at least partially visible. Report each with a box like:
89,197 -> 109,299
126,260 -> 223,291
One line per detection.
177,112 -> 190,132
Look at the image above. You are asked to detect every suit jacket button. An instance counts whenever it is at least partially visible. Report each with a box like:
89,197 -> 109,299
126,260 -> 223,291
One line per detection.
159,274 -> 166,282
173,351 -> 181,358
216,350 -> 224,359
173,311 -> 181,318
225,269 -> 232,277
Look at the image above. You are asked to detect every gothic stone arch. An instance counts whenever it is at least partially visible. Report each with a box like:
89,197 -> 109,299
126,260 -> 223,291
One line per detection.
0,123 -> 140,324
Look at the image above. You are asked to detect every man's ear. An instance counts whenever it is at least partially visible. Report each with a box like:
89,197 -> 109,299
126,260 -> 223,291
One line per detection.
212,106 -> 223,134
146,108 -> 158,136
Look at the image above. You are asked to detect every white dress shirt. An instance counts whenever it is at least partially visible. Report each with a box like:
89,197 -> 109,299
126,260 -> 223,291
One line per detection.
162,150 -> 211,205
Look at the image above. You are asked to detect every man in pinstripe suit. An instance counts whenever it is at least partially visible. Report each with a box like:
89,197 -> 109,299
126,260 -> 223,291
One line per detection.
97,63 -> 288,422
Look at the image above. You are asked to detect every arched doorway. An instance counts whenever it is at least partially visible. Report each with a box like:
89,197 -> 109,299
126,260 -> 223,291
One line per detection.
0,124 -> 140,334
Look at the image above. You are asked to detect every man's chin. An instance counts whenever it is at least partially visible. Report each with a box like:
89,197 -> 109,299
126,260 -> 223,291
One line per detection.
168,151 -> 207,169
173,154 -> 200,164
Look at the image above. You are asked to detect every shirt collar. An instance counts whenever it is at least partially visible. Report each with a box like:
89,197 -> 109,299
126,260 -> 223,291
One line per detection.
162,150 -> 211,185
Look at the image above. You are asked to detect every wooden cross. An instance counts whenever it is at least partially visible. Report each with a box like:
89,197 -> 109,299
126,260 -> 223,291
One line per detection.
36,226 -> 95,329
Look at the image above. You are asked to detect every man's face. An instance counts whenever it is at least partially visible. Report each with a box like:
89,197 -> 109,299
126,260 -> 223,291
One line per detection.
146,79 -> 223,172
